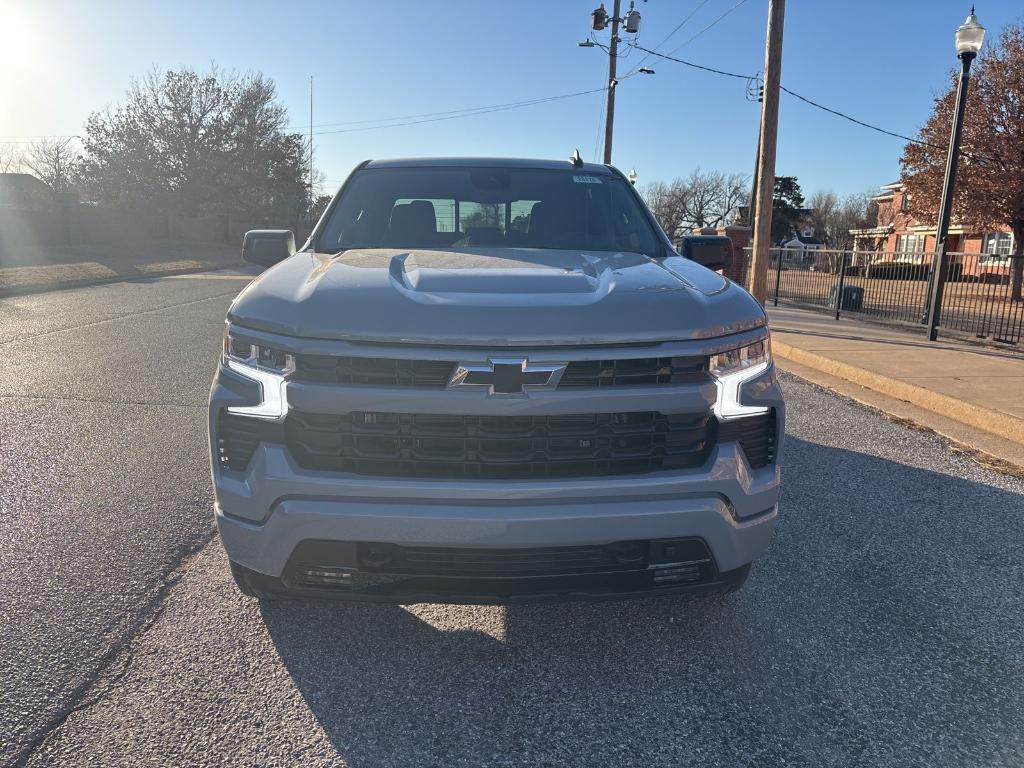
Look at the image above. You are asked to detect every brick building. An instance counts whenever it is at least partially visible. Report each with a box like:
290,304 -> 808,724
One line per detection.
850,181 -> 1014,257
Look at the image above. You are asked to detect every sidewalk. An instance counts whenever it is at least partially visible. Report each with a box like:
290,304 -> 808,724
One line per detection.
767,306 -> 1024,467
0,240 -> 244,296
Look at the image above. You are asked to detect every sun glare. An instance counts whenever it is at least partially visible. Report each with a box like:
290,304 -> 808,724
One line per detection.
1,4 -> 38,92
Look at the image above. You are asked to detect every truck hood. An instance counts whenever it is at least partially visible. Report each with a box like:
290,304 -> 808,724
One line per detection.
227,247 -> 765,346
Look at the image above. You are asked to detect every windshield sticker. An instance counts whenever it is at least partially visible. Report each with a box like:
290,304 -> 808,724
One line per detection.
572,175 -> 603,184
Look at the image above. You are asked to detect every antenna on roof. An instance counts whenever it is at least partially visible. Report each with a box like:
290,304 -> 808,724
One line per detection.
569,148 -> 583,168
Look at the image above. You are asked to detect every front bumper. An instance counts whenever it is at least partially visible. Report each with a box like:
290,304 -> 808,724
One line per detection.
209,333 -> 784,602
230,543 -> 755,604
214,438 -> 779,602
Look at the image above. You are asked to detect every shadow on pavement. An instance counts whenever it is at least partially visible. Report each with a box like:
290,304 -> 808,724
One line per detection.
260,436 -> 1024,767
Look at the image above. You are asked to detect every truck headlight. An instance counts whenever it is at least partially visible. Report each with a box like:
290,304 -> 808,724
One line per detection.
709,337 -> 771,419
222,326 -> 295,419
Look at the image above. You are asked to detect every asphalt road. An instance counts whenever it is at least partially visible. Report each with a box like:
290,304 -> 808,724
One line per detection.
3,270 -> 1024,767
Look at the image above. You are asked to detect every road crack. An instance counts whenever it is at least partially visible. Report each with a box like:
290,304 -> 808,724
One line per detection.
11,532 -> 219,768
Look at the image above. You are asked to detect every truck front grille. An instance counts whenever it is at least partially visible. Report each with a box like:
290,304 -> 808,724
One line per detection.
557,356 -> 707,387
293,355 -> 455,386
292,354 -> 707,387
284,410 -> 714,479
353,538 -> 713,577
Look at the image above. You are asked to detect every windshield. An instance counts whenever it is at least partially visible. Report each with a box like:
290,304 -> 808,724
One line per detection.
317,166 -> 662,255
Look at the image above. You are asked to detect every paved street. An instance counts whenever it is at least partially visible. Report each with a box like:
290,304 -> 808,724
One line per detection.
3,271 -> 1024,767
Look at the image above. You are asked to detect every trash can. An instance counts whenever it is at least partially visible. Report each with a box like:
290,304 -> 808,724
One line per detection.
828,284 -> 864,311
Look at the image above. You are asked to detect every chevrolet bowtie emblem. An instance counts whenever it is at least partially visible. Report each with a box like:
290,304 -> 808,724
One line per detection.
448,358 -> 567,395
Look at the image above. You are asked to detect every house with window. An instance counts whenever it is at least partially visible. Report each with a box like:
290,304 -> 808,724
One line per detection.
849,181 -> 1014,262
776,230 -> 825,267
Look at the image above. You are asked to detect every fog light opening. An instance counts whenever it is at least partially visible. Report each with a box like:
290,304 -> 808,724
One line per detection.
299,567 -> 355,587
652,563 -> 704,585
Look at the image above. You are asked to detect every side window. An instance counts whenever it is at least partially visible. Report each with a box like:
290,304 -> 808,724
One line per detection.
610,183 -> 648,252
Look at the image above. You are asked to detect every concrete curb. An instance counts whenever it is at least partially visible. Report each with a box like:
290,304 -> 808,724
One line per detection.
0,260 -> 245,299
772,339 -> 1024,446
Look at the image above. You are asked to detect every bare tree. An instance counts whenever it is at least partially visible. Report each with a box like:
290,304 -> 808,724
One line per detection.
642,169 -> 749,240
682,168 -> 722,229
0,145 -> 24,174
806,190 -> 838,242
21,137 -> 79,192
642,179 -> 691,240
718,172 -> 749,226
835,192 -> 878,250
806,189 -> 875,249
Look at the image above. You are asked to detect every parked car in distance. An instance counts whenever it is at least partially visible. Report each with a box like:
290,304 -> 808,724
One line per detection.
210,156 -> 784,603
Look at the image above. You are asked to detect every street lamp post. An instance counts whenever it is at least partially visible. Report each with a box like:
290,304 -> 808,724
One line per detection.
924,8 -> 986,342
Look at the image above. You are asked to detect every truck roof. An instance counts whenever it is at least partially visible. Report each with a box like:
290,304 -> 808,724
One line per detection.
362,157 -> 617,175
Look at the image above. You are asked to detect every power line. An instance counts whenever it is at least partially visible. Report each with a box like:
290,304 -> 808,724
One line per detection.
648,0 -> 715,51
0,133 -> 79,139
778,85 -> 997,164
664,0 -> 752,55
0,134 -> 80,144
309,87 -> 606,136
628,44 -> 754,80
778,86 -> 934,150
289,88 -> 604,132
631,42 -> 993,161
592,86 -> 608,162
5,88 -> 605,145
623,0 -> 713,76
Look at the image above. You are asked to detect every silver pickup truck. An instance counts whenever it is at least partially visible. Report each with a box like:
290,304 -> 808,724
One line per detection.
209,156 -> 783,603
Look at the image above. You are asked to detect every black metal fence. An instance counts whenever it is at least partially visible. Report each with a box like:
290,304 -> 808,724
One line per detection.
749,247 -> 1024,347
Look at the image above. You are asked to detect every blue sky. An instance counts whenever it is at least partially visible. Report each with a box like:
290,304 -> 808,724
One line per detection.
2,0 -> 1022,198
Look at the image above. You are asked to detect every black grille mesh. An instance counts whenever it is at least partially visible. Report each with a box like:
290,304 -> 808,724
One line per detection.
294,355 -> 454,386
292,354 -> 707,388
561,358 -> 704,387
216,412 -> 262,471
717,411 -> 776,469
354,538 -> 712,577
284,410 -> 713,479
216,410 -> 779,475
560,357 -> 707,387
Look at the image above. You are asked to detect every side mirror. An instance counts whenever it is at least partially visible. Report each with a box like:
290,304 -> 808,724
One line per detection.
242,230 -> 295,268
678,235 -> 731,272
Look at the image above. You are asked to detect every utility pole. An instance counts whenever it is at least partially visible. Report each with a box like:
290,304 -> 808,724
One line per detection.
748,0 -> 786,304
580,3 -> 643,164
309,75 -> 314,227
747,112 -> 762,227
603,0 -> 621,165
